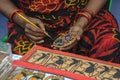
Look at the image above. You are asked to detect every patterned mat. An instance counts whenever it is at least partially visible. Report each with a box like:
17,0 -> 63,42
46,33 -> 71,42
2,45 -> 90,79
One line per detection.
15,45 -> 120,80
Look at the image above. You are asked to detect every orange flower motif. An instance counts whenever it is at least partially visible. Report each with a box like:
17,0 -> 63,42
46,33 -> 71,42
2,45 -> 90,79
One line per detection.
29,0 -> 59,13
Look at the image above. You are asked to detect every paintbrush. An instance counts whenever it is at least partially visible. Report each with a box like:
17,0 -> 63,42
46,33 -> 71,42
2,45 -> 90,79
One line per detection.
16,12 -> 53,39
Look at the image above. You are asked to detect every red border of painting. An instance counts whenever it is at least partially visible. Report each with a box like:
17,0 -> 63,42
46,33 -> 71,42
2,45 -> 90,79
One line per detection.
22,45 -> 120,68
13,60 -> 95,80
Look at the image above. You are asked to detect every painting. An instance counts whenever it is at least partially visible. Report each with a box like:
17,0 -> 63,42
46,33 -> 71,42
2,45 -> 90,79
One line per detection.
20,45 -> 120,80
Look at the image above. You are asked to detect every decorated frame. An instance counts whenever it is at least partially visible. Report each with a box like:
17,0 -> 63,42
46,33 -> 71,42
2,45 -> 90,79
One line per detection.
19,45 -> 120,80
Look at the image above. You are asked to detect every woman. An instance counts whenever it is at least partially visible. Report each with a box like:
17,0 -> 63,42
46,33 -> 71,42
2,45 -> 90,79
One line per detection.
0,0 -> 120,63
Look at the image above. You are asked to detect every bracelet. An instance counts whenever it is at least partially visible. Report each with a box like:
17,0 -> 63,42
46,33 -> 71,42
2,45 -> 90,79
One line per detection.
9,9 -> 23,22
82,8 -> 95,18
77,12 -> 91,22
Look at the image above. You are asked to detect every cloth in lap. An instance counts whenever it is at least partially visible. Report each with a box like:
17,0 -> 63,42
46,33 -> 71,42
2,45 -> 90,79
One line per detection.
7,0 -> 120,63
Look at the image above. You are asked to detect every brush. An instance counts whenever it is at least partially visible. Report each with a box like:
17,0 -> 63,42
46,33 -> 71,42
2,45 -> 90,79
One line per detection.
16,12 -> 53,39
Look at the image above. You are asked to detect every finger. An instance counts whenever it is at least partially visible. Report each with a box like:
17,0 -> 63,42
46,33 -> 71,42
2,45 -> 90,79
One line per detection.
25,23 -> 41,33
31,18 -> 46,31
26,23 -> 38,32
53,47 -> 59,50
37,21 -> 45,32
36,21 -> 48,36
25,23 -> 45,37
76,28 -> 83,40
70,26 -> 83,40
76,32 -> 81,40
69,27 -> 74,33
26,33 -> 44,42
25,28 -> 45,37
77,37 -> 80,40
35,40 -> 44,44
69,28 -> 79,36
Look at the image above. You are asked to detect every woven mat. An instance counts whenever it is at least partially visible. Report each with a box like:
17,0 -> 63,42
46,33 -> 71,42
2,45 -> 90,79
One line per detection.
0,52 -> 9,64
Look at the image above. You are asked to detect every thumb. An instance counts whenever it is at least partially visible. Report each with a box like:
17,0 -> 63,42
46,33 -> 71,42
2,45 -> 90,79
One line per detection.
39,23 -> 45,32
76,30 -> 83,40
76,33 -> 81,40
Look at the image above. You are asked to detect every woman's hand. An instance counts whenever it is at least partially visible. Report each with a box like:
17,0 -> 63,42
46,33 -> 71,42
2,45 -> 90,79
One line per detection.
59,16 -> 88,51
69,25 -> 84,40
25,17 -> 46,44
59,25 -> 84,51
13,13 -> 46,44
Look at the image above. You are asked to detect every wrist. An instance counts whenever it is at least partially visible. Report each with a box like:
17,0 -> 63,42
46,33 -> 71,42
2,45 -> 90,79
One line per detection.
75,8 -> 95,28
9,10 -> 23,22
82,8 -> 95,18
9,9 -> 28,29
75,16 -> 88,29
12,11 -> 28,29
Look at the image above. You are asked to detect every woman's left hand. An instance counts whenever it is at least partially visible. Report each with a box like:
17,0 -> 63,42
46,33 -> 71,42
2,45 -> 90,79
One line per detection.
59,25 -> 84,51
57,16 -> 88,51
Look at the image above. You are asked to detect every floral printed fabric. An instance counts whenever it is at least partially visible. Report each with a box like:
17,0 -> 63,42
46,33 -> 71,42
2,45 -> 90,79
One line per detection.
8,0 -> 120,64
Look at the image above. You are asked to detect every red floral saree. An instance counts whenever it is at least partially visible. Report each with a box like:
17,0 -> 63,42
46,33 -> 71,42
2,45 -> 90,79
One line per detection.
8,0 -> 120,63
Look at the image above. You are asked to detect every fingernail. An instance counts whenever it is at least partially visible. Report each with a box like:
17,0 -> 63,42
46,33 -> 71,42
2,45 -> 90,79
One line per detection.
59,48 -> 63,50
42,40 -> 44,42
53,47 -> 57,49
77,37 -> 80,40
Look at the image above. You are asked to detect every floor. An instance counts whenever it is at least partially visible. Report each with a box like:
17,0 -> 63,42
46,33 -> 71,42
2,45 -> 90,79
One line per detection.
0,0 -> 120,41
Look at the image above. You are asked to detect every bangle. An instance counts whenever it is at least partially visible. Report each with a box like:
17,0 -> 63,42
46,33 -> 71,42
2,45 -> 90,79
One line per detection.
82,8 -> 95,18
9,9 -> 23,22
77,12 -> 91,22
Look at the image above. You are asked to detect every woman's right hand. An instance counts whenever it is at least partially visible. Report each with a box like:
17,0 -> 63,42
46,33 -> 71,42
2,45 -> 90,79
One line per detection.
13,13 -> 46,44
25,17 -> 46,44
